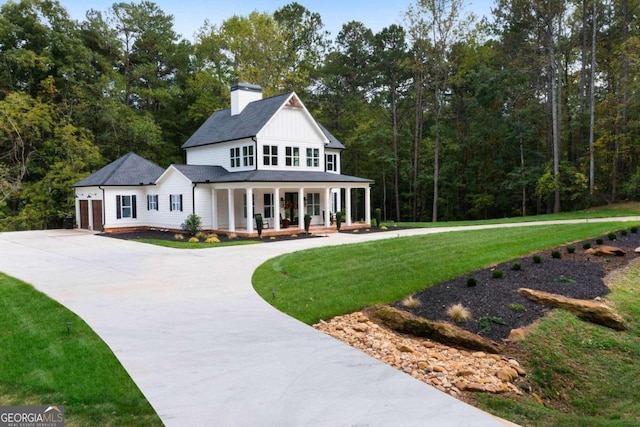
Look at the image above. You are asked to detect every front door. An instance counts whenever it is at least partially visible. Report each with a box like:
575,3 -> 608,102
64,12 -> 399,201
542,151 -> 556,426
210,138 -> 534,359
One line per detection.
284,192 -> 299,225
91,200 -> 103,231
79,200 -> 89,229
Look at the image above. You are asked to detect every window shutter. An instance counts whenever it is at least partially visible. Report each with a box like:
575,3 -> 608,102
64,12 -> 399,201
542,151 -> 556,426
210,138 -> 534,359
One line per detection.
169,195 -> 173,211
116,195 -> 121,219
179,194 -> 183,211
132,195 -> 137,219
147,195 -> 150,210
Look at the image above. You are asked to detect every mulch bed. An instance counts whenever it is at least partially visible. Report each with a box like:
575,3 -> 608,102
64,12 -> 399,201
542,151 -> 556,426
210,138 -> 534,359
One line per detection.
393,229 -> 640,342
98,229 -> 320,243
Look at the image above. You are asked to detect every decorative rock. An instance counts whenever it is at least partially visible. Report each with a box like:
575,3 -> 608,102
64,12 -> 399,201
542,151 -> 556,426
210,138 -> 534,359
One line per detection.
496,367 -> 519,382
585,245 -> 626,256
397,344 -> 414,353
517,288 -> 627,330
507,327 -> 527,342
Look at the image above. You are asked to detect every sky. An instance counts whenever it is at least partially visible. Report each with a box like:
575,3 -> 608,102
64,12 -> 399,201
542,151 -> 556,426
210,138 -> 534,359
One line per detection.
56,0 -> 495,41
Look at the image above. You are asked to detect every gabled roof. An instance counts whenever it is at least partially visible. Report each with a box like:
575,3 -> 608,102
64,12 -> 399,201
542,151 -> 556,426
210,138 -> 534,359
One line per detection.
73,152 -> 165,187
181,92 -> 345,150
172,164 -> 230,182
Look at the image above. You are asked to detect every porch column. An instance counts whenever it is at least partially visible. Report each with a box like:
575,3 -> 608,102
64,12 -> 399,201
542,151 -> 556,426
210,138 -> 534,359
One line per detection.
246,188 -> 254,233
364,186 -> 371,225
227,189 -> 235,231
324,187 -> 331,227
211,188 -> 218,229
274,187 -> 281,231
87,198 -> 94,230
345,187 -> 352,226
298,187 -> 305,230
74,198 -> 80,229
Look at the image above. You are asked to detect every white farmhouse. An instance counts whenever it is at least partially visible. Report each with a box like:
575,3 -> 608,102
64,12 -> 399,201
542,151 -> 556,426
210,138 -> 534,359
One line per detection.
73,83 -> 373,235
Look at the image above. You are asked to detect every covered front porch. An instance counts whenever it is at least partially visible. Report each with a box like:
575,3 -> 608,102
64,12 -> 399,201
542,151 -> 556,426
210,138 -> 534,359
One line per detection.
196,182 -> 372,236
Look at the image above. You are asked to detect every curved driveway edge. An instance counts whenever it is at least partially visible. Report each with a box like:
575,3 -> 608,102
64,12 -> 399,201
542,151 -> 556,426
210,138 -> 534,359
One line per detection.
2,220 -> 635,426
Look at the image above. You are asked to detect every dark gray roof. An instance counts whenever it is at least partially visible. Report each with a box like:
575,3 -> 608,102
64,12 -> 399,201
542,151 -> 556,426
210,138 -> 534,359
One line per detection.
318,123 -> 345,150
73,152 -> 165,187
182,93 -> 291,149
199,169 -> 373,184
172,164 -> 230,182
181,92 -> 345,150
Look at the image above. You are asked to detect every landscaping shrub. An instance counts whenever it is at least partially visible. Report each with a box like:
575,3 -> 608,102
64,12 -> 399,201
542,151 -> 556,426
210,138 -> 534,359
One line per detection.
402,295 -> 421,309
583,242 -> 591,249
511,261 -> 522,271
335,211 -> 343,231
188,237 -> 199,243
255,214 -> 264,237
181,213 -> 202,236
477,316 -> 506,333
596,238 -> 604,245
174,233 -> 184,241
446,303 -> 472,322
304,214 -> 311,234
566,245 -> 575,254
533,254 -> 542,263
380,225 -> 388,231
608,232 -> 617,241
205,236 -> 220,243
621,229 -> 628,236
551,250 -> 562,259
466,277 -> 477,287
631,226 -> 638,233
492,269 -> 505,279
374,208 -> 382,228
508,303 -> 526,312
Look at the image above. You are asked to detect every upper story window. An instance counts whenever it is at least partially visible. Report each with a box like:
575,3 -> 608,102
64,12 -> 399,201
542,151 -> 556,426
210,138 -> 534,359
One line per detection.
306,148 -> 319,167
243,145 -> 254,167
326,154 -> 337,171
147,194 -> 158,210
263,145 -> 278,166
230,147 -> 240,168
285,146 -> 299,167
170,194 -> 183,212
116,195 -> 137,219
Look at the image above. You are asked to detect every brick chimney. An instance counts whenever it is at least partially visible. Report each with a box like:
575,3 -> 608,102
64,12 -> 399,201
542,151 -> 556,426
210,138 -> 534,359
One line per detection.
230,82 -> 262,115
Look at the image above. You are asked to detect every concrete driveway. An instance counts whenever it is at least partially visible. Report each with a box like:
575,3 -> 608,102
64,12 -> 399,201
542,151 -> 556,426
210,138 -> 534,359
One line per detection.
6,222 -> 624,426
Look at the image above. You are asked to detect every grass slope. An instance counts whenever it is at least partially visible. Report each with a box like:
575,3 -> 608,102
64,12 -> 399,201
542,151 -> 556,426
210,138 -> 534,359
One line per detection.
478,262 -> 640,426
253,222 -> 632,325
0,273 -> 162,426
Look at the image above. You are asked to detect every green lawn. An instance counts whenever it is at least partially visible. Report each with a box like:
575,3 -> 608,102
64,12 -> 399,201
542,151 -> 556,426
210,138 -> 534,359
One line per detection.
253,221 -> 634,324
0,273 -> 162,426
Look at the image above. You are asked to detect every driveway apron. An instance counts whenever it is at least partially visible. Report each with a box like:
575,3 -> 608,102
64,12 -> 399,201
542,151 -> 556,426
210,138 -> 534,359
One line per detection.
5,224 -> 621,426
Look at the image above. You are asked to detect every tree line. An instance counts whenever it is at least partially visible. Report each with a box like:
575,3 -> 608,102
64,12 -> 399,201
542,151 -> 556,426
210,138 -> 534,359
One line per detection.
1,0 -> 638,229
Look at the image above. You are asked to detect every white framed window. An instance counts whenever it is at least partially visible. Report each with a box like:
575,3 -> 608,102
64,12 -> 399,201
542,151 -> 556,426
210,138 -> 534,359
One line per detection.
147,194 -> 158,210
263,145 -> 278,166
230,147 -> 240,168
285,146 -> 299,166
326,154 -> 336,171
306,148 -> 319,167
243,145 -> 254,166
170,194 -> 183,212
116,195 -> 136,219
306,193 -> 320,216
264,193 -> 274,218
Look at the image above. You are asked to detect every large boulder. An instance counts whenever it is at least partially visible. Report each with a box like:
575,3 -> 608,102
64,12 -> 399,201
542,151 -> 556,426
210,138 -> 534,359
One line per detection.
517,288 -> 627,331
363,305 -> 503,354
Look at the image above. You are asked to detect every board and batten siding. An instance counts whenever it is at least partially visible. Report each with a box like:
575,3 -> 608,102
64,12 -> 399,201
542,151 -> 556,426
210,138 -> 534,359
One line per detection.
150,168 -> 194,230
185,138 -> 256,172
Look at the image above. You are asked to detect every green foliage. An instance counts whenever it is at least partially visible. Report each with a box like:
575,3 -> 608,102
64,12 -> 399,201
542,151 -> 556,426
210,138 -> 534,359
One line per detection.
631,226 -> 638,233
477,316 -> 506,333
533,254 -> 542,264
374,208 -> 382,227
566,245 -> 575,254
181,213 -> 202,236
553,276 -> 575,284
303,213 -> 311,234
551,250 -> 561,259
255,213 -> 264,237
511,261 -> 522,271
508,303 -> 526,312
582,242 -> 591,249
492,269 -> 505,279
596,238 -> 604,245
466,277 -> 477,287
621,229 -> 628,236
335,211 -> 343,231
608,232 -> 617,240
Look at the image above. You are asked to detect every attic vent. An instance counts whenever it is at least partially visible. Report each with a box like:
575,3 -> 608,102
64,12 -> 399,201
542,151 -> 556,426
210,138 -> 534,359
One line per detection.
285,96 -> 302,109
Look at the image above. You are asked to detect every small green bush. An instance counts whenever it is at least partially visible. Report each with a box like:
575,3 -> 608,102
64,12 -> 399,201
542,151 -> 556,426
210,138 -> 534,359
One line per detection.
380,225 -> 388,231
533,254 -> 542,263
492,269 -> 504,279
466,277 -> 477,287
477,316 -> 506,333
621,229 -> 628,236
583,242 -> 591,250
631,226 -> 638,233
335,211 -> 343,231
181,213 -> 202,236
608,232 -> 617,241
508,303 -> 526,312
596,238 -> 604,245
551,250 -> 561,259
374,208 -> 382,228
511,261 -> 522,271
554,276 -> 575,283
566,245 -> 575,254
